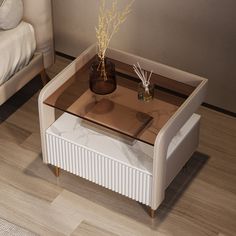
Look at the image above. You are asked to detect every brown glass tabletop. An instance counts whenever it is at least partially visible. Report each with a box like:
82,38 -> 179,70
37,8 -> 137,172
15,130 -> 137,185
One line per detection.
44,57 -> 196,146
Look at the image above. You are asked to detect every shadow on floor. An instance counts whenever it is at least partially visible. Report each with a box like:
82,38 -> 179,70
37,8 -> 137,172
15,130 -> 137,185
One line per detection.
0,76 -> 42,124
151,151 -> 209,226
25,150 -> 209,228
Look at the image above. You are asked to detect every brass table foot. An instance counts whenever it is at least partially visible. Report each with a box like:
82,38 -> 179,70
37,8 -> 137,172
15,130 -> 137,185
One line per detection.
148,207 -> 156,218
55,167 -> 60,177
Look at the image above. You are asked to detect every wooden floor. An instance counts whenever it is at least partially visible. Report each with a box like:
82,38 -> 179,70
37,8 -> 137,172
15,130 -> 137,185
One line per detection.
0,56 -> 235,236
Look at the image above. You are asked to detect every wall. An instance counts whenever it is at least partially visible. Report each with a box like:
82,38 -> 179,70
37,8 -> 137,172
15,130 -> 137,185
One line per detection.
52,0 -> 236,113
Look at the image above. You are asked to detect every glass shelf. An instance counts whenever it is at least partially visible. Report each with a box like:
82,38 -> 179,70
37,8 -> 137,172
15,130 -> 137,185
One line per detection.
44,57 -> 195,146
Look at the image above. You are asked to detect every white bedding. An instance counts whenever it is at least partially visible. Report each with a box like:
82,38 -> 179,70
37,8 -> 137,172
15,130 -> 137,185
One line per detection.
0,21 -> 36,86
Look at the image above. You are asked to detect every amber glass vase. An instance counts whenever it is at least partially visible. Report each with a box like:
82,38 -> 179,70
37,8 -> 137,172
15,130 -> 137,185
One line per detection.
89,57 -> 117,95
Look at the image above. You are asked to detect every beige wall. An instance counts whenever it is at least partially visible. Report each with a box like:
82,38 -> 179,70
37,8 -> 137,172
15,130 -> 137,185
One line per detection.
53,0 -> 236,113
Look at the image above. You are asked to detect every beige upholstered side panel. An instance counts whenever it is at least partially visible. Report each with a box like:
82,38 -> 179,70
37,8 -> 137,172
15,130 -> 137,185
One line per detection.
0,54 -> 43,105
22,0 -> 54,68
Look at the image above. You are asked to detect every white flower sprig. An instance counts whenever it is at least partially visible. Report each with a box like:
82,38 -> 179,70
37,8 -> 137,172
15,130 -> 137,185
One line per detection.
133,62 -> 153,94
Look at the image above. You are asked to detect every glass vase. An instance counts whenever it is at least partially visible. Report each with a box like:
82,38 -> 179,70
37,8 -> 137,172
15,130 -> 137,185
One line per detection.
137,82 -> 154,102
89,57 -> 117,95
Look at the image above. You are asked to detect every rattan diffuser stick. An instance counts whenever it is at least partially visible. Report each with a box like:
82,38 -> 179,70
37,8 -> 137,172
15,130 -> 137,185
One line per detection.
133,63 -> 153,94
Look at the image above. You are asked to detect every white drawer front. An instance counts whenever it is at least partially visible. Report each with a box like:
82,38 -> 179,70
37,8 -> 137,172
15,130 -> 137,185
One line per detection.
46,132 -> 152,206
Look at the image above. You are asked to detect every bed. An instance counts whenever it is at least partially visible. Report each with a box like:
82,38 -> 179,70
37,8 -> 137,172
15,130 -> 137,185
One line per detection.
0,0 -> 54,105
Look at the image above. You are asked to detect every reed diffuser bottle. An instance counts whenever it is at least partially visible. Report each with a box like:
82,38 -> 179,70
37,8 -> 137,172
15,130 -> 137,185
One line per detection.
133,63 -> 154,102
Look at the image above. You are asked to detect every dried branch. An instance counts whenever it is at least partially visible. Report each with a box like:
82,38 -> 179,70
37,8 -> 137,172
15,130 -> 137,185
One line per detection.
96,0 -> 134,60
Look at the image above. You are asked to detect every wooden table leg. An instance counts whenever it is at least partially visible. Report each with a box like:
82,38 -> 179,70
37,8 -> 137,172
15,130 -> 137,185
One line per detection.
40,69 -> 50,86
55,166 -> 60,177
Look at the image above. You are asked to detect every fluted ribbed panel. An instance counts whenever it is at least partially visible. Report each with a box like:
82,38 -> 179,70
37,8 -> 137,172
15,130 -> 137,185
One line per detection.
46,132 -> 152,206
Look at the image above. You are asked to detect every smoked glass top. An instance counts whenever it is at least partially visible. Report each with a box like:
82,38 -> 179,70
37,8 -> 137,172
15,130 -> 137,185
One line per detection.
44,57 -> 195,146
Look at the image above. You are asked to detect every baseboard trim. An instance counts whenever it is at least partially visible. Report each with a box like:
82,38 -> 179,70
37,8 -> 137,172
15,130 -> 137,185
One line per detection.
202,103 -> 236,117
56,51 -> 76,61
55,51 -> 236,118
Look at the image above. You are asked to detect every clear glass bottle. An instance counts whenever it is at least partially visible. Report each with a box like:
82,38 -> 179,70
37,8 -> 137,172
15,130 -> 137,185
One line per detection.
137,82 -> 154,102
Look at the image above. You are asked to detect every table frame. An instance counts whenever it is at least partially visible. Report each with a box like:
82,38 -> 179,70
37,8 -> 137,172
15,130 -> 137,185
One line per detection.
38,44 -> 207,215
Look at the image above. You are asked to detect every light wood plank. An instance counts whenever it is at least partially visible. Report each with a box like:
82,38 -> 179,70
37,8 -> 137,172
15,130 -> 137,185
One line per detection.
0,121 -> 31,145
0,181 -> 82,235
0,204 -> 64,236
21,132 -> 42,153
51,190 -> 170,236
71,221 -> 119,236
0,160 -> 62,202
198,107 -> 236,156
0,139 -> 39,169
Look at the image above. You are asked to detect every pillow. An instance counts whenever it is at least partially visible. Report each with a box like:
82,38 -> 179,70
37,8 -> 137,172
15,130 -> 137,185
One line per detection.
0,0 -> 23,30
